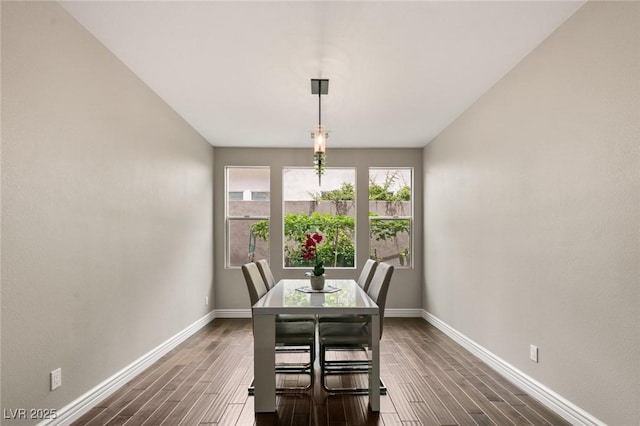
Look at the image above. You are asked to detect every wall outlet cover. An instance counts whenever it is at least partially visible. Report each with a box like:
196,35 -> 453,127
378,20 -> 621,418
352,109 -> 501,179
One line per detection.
51,368 -> 62,390
529,345 -> 538,363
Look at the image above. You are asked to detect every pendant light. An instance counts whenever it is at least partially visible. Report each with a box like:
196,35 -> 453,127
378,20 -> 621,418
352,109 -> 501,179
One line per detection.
311,79 -> 329,185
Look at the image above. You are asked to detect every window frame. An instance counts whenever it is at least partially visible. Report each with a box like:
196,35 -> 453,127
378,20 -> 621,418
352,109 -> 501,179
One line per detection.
282,166 -> 357,271
225,166 -> 270,269
368,167 -> 414,269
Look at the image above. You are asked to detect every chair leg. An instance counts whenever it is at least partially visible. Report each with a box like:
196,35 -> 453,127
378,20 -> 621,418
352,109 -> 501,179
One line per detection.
252,344 -> 385,396
319,343 -> 325,383
249,342 -> 315,395
320,345 -> 387,395
320,377 -> 387,395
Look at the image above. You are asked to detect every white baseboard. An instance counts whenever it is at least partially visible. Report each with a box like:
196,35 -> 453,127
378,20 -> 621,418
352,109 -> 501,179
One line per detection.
421,310 -> 604,426
385,308 -> 423,317
43,308 -> 601,426
214,309 -> 252,318
41,311 -> 216,426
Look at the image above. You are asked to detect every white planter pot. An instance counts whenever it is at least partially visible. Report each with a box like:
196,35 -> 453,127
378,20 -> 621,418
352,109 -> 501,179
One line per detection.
310,275 -> 325,291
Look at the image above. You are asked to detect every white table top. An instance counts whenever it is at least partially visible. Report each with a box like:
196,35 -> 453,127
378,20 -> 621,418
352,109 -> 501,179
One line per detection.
252,279 -> 379,315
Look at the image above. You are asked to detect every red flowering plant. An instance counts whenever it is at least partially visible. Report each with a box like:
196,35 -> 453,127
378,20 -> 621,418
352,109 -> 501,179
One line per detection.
301,232 -> 325,276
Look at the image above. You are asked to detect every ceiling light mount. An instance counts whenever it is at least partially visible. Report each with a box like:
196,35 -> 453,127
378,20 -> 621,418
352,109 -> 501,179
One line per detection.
311,78 -> 329,185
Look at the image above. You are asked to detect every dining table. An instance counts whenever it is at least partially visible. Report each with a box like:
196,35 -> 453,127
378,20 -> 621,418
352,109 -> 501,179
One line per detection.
251,278 -> 381,413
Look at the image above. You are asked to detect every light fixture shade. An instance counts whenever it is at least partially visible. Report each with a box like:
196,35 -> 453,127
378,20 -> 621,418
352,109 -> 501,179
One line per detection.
314,125 -> 326,154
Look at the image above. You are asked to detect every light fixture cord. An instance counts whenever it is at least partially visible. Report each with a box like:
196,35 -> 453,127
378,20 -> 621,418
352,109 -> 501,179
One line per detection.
318,91 -> 322,127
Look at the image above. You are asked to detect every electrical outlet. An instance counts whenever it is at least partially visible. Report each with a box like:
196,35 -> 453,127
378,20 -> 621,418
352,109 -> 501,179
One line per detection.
205,296 -> 209,305
529,345 -> 538,363
51,368 -> 62,390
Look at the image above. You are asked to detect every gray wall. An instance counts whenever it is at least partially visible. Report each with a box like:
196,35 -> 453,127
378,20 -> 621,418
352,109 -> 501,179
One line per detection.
1,2 -> 214,423
214,148 -> 423,312
422,2 -> 639,424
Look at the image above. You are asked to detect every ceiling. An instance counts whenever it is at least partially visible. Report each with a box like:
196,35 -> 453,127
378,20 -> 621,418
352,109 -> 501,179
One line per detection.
60,1 -> 584,149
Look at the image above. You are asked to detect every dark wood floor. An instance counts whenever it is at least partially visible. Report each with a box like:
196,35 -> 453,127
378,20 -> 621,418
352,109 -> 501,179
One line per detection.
71,318 -> 570,426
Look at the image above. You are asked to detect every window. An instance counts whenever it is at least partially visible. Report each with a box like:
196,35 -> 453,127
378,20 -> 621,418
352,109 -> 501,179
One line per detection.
226,167 -> 270,267
251,191 -> 269,201
369,168 -> 412,268
228,191 -> 244,201
283,168 -> 356,269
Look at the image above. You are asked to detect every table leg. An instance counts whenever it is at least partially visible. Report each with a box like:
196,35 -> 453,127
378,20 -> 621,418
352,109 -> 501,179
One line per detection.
253,314 -> 276,412
369,312 -> 380,411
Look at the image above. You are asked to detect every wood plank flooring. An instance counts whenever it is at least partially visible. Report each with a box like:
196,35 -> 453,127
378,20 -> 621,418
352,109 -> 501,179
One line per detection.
71,318 -> 570,426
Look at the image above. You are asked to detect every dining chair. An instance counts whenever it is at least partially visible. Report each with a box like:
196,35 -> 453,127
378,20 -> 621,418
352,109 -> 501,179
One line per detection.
256,259 -> 277,290
318,261 -> 394,394
241,262 -> 316,392
358,258 -> 378,292
317,258 -> 378,324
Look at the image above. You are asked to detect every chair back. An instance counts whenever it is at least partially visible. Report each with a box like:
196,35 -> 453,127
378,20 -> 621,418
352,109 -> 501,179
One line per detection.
256,259 -> 277,290
357,259 -> 378,292
366,262 -> 394,337
242,262 -> 268,306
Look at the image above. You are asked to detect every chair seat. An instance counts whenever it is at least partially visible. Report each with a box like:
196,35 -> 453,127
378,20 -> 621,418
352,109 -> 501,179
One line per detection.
319,322 -> 369,346
317,314 -> 368,323
276,321 -> 316,345
277,314 -> 317,323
